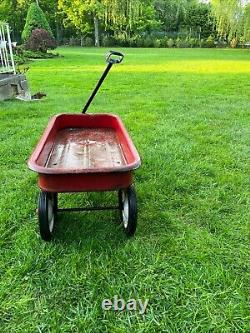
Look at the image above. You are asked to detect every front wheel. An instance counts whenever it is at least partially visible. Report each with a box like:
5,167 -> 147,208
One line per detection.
38,192 -> 57,241
118,186 -> 137,236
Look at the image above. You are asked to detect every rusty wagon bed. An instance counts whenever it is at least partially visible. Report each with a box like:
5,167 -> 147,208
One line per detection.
28,113 -> 140,192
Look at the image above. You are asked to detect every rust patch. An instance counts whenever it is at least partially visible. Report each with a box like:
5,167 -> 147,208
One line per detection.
46,128 -> 126,170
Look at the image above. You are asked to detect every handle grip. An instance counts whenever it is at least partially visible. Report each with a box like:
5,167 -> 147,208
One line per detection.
106,50 -> 124,64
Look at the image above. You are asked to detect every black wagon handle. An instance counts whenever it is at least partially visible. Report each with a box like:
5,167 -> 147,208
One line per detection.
82,50 -> 124,114
106,50 -> 124,64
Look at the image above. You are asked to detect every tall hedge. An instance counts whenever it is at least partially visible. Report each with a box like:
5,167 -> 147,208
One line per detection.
21,3 -> 53,42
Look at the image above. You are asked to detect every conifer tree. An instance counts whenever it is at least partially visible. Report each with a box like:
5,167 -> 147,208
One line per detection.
22,2 -> 53,41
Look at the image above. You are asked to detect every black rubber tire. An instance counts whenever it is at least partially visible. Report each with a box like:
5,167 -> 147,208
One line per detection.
118,186 -> 137,236
52,192 -> 58,217
38,192 -> 55,241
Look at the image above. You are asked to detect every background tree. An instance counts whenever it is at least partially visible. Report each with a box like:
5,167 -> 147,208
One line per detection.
58,0 -> 103,46
38,0 -> 63,43
21,2 -> 53,41
0,0 -> 27,41
58,0 -> 159,46
1,0 -> 248,47
242,2 -> 250,40
103,0 -> 158,38
154,0 -> 185,33
211,0 -> 249,41
184,2 -> 214,38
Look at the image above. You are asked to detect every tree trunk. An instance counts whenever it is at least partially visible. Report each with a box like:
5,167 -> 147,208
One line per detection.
94,16 -> 100,47
56,21 -> 61,44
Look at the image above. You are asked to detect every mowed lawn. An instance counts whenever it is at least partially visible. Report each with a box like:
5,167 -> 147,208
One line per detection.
0,47 -> 249,332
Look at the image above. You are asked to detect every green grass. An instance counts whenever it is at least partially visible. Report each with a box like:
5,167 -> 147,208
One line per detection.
0,47 -> 250,332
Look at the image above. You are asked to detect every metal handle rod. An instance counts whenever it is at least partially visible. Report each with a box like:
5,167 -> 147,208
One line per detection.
82,62 -> 113,113
0,26 -> 8,70
2,26 -> 9,70
6,24 -> 16,74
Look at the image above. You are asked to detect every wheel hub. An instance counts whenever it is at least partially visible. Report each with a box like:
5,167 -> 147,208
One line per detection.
121,191 -> 129,228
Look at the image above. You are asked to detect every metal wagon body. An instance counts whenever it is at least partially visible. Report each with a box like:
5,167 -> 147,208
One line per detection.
28,51 -> 141,241
28,113 -> 140,193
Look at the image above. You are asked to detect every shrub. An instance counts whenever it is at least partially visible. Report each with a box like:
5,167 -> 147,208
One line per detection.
25,28 -> 56,53
22,3 -> 53,42
62,37 -> 70,45
102,36 -> 115,47
13,45 -> 27,65
128,37 -> 137,47
22,49 -> 57,59
144,36 -> 154,47
183,38 -> 190,48
199,38 -> 206,48
84,37 -> 94,47
206,35 -> 215,48
160,36 -> 167,47
215,38 -> 227,48
14,44 -> 58,64
167,38 -> 175,48
69,37 -> 80,46
187,38 -> 198,48
153,39 -> 161,48
175,37 -> 181,47
136,38 -> 144,47
115,35 -> 129,47
238,36 -> 246,48
176,37 -> 188,48
230,37 -> 238,48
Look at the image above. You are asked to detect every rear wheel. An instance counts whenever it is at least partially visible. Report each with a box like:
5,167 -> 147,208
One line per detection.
53,193 -> 58,217
118,186 -> 137,236
38,192 -> 57,241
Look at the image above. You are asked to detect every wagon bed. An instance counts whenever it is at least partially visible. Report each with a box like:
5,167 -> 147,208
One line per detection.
46,127 -> 126,170
28,113 -> 140,192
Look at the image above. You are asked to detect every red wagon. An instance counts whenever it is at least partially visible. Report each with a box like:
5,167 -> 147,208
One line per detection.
28,51 -> 141,241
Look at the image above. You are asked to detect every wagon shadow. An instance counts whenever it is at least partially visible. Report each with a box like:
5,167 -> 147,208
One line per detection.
46,191 -> 127,249
53,210 -> 127,248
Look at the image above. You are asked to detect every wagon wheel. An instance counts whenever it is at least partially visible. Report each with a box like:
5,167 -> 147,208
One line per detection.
118,186 -> 137,236
38,191 -> 57,241
53,192 -> 58,217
